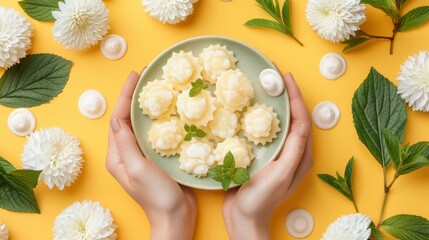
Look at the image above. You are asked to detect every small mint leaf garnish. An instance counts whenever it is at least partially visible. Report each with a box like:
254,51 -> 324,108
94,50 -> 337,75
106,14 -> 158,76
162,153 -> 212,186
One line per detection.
184,124 -> 207,141
208,151 -> 250,190
189,79 -> 208,97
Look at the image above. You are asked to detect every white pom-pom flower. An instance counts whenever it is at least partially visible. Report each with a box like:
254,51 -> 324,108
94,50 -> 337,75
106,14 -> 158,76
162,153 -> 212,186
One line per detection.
306,0 -> 366,43
0,222 -> 8,240
322,213 -> 371,240
397,51 -> 429,112
52,0 -> 109,50
0,7 -> 33,69
54,201 -> 117,240
142,0 -> 198,25
21,127 -> 83,190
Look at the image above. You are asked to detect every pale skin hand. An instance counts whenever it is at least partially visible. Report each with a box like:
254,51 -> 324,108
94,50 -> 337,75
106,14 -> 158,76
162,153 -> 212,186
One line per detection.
223,73 -> 313,240
106,71 -> 196,240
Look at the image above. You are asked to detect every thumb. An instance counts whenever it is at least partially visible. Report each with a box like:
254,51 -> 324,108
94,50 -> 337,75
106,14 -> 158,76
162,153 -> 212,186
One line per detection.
110,118 -> 147,172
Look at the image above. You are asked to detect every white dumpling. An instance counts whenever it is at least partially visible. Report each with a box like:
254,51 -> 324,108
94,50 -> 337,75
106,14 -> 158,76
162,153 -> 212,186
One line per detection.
163,51 -> 203,90
241,103 -> 281,145
208,103 -> 239,140
176,89 -> 216,127
148,118 -> 184,157
214,137 -> 254,168
139,79 -> 178,119
179,139 -> 216,177
199,44 -> 237,84
215,69 -> 254,112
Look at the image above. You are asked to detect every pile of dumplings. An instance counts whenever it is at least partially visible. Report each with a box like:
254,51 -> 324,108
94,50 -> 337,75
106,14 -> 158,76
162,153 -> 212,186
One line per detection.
138,44 -> 281,177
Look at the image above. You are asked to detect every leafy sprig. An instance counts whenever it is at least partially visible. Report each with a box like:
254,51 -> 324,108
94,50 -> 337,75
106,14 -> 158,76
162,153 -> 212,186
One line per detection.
184,124 -> 207,141
319,67 -> 429,239
245,0 -> 303,46
342,1 -> 429,54
0,156 -> 41,213
208,151 -> 250,190
189,79 -> 209,97
19,0 -> 61,22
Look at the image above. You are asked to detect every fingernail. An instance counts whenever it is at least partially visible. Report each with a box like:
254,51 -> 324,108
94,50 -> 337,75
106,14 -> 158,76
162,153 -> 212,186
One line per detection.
110,118 -> 121,133
298,123 -> 310,137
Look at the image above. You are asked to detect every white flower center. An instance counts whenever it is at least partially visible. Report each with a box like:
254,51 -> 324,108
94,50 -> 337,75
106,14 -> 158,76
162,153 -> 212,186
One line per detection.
72,10 -> 90,30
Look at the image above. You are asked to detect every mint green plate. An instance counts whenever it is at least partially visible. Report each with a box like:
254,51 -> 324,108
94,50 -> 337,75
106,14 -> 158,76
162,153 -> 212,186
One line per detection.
131,36 -> 290,190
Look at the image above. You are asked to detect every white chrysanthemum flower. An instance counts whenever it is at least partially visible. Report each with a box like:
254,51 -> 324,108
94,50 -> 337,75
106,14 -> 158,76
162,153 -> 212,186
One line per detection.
52,0 -> 109,50
397,51 -> 429,112
322,213 -> 371,240
0,222 -> 8,240
0,7 -> 33,69
142,0 -> 198,25
306,0 -> 366,43
54,201 -> 117,240
21,127 -> 83,190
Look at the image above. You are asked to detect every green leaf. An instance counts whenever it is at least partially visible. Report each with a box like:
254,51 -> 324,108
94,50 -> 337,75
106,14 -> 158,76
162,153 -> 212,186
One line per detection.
371,227 -> 387,239
344,157 -> 354,197
382,128 -> 402,170
0,54 -> 72,108
281,0 -> 292,34
245,18 -> 286,34
396,0 -> 408,10
184,124 -> 190,132
189,79 -> 207,97
223,152 -> 235,170
317,174 -> 352,201
382,214 -> 429,240
352,67 -> 407,168
0,172 -> 40,213
232,168 -> 250,184
184,133 -> 192,141
10,170 -> 41,189
18,0 -> 60,22
195,129 -> 207,138
342,38 -> 371,53
190,125 -> 198,132
255,0 -> 282,23
397,6 -> 429,32
361,0 -> 400,22
221,178 -> 232,191
0,157 -> 16,174
208,166 -> 225,182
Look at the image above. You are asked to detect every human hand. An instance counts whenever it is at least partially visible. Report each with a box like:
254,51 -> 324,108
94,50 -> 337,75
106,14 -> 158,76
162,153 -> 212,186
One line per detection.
106,71 -> 196,240
222,73 -> 313,240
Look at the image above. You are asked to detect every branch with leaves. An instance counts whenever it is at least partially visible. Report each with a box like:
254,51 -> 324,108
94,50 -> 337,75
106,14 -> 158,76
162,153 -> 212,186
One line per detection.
343,1 -> 429,54
319,68 -> 429,239
245,0 -> 303,46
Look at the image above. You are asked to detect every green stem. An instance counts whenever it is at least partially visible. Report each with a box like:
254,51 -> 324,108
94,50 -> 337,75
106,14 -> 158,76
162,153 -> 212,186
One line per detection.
367,34 -> 393,40
352,199 -> 360,213
377,174 -> 399,228
389,31 -> 397,55
291,35 -> 304,47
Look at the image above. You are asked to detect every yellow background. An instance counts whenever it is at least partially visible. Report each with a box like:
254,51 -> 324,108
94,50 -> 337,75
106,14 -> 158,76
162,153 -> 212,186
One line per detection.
1,0 -> 429,239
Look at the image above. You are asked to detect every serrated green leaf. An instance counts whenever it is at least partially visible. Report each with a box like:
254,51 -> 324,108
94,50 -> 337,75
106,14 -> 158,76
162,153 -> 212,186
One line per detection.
0,156 -> 16,174
0,172 -> 40,213
398,155 -> 429,175
208,166 -> 225,182
221,178 -> 232,191
361,0 -> 400,22
352,67 -> 407,168
184,133 -> 192,141
223,152 -> 235,169
382,128 -> 402,170
398,6 -> 429,32
0,54 -> 72,108
318,174 -> 353,201
18,0 -> 60,22
245,18 -> 286,34
342,38 -> 371,53
232,168 -> 250,185
382,214 -> 429,240
344,157 -> 354,196
10,170 -> 41,189
371,227 -> 387,239
281,0 -> 292,34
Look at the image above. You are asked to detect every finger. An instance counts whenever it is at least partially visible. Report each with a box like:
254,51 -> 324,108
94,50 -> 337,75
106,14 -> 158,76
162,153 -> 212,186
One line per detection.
284,73 -> 311,124
110,118 -> 148,174
112,71 -> 140,121
106,129 -> 131,186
